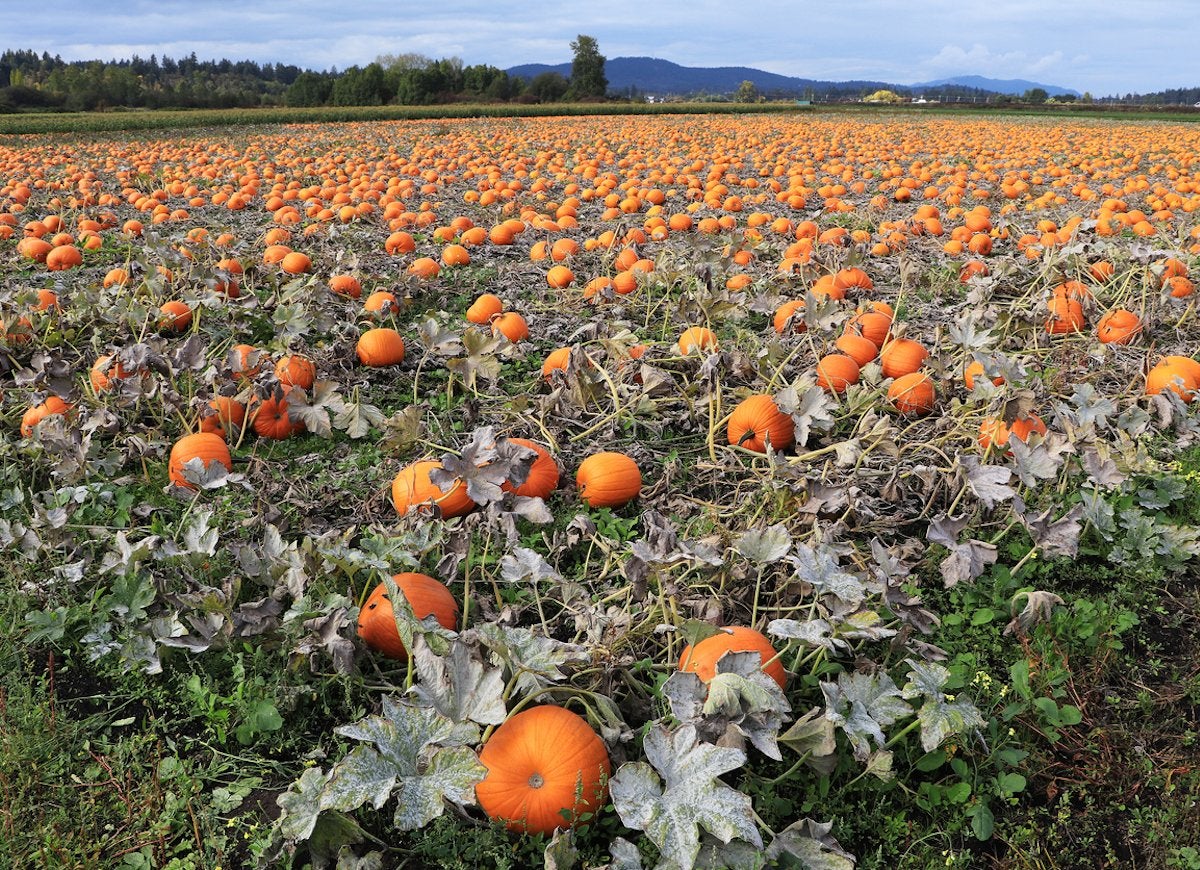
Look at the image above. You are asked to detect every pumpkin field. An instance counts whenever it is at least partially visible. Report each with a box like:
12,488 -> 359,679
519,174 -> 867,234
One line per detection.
3,110 -> 1200,869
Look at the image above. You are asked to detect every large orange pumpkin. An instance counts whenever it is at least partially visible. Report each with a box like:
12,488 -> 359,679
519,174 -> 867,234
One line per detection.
815,354 -> 860,393
888,372 -> 936,415
504,438 -> 560,499
678,326 -> 718,355
168,432 -> 232,487
476,705 -> 611,835
20,396 -> 72,437
727,394 -> 795,453
391,460 -> 475,518
357,328 -> 406,366
576,452 -> 641,508
879,339 -> 929,379
356,573 -> 459,660
679,626 -> 787,689
275,354 -> 316,389
492,312 -> 530,343
252,389 -> 305,440
466,293 -> 503,324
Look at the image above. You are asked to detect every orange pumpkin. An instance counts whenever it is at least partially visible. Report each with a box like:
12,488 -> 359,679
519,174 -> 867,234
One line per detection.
391,460 -> 475,518
230,344 -> 264,380
978,414 -> 1049,451
200,395 -> 247,438
168,432 -> 232,487
20,396 -> 72,437
846,310 -> 892,348
476,705 -> 611,835
357,328 -> 406,366
504,438 -> 560,499
576,452 -> 641,508
541,347 -> 573,381
275,354 -> 316,389
252,389 -> 305,439
834,332 -> 879,366
679,625 -> 787,689
90,355 -> 130,393
888,372 -> 936,415
963,360 -> 1005,390
1045,296 -> 1085,334
466,293 -> 503,324
678,326 -> 718,355
815,354 -> 860,393
1146,356 -> 1200,402
364,291 -> 399,316
492,312 -> 530,343
280,251 -> 312,275
159,300 -> 193,332
1096,309 -> 1142,345
727,394 -> 795,453
329,274 -> 362,298
357,573 -> 459,660
879,339 -> 929,379
773,300 -> 806,334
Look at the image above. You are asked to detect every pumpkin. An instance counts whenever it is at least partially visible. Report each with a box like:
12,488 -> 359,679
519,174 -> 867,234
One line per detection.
1146,357 -> 1200,402
90,355 -> 130,393
727,394 -> 795,453
834,332 -> 878,366
504,438 -> 560,499
467,293 -> 503,324
679,625 -> 787,689
168,432 -> 232,488
357,573 -> 459,660
329,274 -> 362,298
546,265 -> 574,288
963,360 -> 1005,390
159,300 -> 193,332
815,354 -> 860,393
978,414 -> 1048,451
441,244 -> 470,267
1045,296 -> 1085,334
1089,260 -> 1115,283
834,266 -> 873,292
1166,276 -> 1195,299
275,354 -> 316,389
200,395 -> 246,437
363,291 -> 399,316
20,396 -> 72,437
230,344 -> 264,381
773,300 -> 806,334
280,251 -> 312,275
476,705 -> 611,835
810,274 -> 845,301
888,372 -> 936,415
846,310 -> 892,348
492,312 -> 530,343
408,256 -> 440,279
46,244 -> 83,271
357,328 -> 406,366
392,460 -> 475,518
678,326 -> 718,355
541,347 -> 573,380
576,452 -> 641,508
879,339 -> 929,379
252,389 -> 305,439
1096,309 -> 1142,345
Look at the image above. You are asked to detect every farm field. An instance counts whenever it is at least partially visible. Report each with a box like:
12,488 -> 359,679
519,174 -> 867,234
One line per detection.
2,111 -> 1200,869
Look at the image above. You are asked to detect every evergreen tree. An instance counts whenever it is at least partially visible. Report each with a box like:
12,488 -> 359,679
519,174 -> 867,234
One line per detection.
568,35 -> 606,99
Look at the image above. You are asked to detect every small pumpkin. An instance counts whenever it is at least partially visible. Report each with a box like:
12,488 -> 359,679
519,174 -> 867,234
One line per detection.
815,353 -> 860,393
772,299 -> 806,334
90,355 -> 131,393
879,339 -> 929,379
1096,309 -> 1142,345
834,332 -> 878,367
357,573 -> 459,660
329,274 -> 362,298
576,452 -> 641,508
504,438 -> 560,499
963,360 -> 1005,390
492,312 -> 530,343
168,432 -> 232,488
888,372 -> 936,415
357,328 -> 406,366
466,293 -> 503,324
159,300 -> 193,332
727,394 -> 795,453
363,290 -> 399,316
679,626 -> 787,689
476,705 -> 611,835
200,395 -> 246,438
252,388 -> 305,439
230,344 -> 264,381
20,396 -> 72,437
978,414 -> 1048,452
678,326 -> 718,355
541,347 -> 573,381
275,354 -> 316,389
1045,296 -> 1085,334
392,459 -> 475,518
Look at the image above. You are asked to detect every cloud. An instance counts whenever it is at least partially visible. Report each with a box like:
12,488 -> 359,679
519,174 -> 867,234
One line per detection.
922,42 -> 1068,80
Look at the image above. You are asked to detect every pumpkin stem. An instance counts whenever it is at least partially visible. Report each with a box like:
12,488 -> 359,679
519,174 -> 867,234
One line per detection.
528,772 -> 545,789
737,430 -> 756,446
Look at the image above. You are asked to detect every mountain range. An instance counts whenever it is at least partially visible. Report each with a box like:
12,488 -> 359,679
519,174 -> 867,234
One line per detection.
507,56 -> 1077,99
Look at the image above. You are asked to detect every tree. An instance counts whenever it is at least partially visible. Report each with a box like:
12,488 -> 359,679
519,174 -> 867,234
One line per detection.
527,71 -> 569,102
1023,87 -> 1048,104
568,35 -> 606,99
735,80 -> 760,103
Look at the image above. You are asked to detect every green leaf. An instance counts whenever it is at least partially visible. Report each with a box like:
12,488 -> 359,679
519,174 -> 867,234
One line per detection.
1058,705 -> 1083,726
821,671 -> 913,761
915,750 -> 947,772
609,724 -> 761,869
998,772 -> 1027,794
970,801 -> 995,840
24,606 -> 69,643
276,767 -> 331,841
971,607 -> 996,626
945,781 -> 972,803
1033,697 -> 1060,724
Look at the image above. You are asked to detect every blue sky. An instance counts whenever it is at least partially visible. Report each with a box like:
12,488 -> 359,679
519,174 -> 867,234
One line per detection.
4,0 -> 1190,96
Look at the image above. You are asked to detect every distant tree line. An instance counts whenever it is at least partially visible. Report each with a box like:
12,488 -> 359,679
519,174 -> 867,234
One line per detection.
0,37 -> 608,113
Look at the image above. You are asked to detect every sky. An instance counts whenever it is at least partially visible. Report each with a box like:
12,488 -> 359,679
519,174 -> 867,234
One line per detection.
3,0 -> 1192,96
